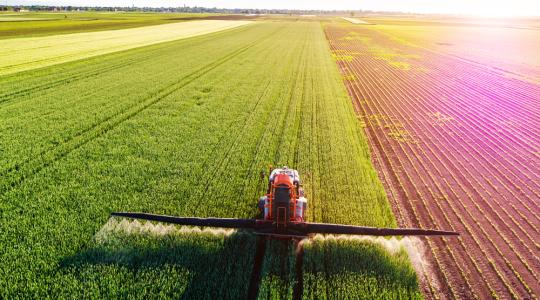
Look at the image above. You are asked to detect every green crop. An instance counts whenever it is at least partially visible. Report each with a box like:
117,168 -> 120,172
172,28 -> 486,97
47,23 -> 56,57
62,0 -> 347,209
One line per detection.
0,19 -> 419,298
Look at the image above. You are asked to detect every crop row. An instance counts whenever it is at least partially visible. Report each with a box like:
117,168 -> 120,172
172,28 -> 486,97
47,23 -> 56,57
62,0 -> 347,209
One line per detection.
0,24 -> 260,187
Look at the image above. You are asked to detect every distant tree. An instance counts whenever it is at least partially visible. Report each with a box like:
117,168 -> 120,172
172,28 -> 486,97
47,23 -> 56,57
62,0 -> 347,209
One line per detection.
350,11 -> 355,17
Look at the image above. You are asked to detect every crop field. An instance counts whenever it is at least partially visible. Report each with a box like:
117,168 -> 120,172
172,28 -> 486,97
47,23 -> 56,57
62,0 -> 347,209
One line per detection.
0,20 -> 252,76
0,19 -> 420,298
369,18 -> 540,83
0,11 -> 219,38
324,19 -> 539,299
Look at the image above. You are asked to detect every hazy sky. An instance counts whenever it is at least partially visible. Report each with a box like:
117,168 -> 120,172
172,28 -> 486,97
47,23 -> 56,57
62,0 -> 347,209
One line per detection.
9,0 -> 540,17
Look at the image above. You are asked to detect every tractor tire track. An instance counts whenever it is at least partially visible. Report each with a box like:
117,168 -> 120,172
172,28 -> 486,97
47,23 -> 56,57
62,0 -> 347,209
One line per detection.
0,36 -> 268,197
173,25 -> 288,211
0,59 -> 138,105
247,236 -> 267,299
194,36 -> 296,216
293,240 -> 305,300
0,26 -> 255,105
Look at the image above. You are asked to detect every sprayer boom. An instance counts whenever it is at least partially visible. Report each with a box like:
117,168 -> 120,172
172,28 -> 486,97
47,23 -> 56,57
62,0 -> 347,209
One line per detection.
112,166 -> 458,238
111,212 -> 458,238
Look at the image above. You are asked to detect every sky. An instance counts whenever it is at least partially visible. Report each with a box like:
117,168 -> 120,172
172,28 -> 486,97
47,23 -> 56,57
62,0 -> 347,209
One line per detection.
7,0 -> 540,17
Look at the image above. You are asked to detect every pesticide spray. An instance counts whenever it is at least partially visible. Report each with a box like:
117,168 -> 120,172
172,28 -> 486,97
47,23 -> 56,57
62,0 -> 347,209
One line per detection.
95,217 -> 442,292
96,218 -> 428,272
305,234 -> 443,295
304,234 -> 430,278
95,217 -> 237,244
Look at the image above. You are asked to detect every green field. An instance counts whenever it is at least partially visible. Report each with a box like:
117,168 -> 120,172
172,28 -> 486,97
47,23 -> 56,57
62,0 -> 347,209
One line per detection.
0,18 -> 420,298
0,19 -> 252,76
0,11 -> 217,38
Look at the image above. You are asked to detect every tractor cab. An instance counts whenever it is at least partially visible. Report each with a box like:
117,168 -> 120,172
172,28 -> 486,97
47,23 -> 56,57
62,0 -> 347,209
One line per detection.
259,167 -> 308,224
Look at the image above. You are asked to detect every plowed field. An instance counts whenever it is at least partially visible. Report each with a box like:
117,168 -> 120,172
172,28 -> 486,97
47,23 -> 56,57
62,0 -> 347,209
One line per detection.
324,21 -> 540,299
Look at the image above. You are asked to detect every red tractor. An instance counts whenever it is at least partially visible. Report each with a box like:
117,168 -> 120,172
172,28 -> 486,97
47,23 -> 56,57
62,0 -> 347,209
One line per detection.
258,166 -> 307,225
